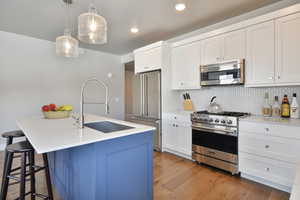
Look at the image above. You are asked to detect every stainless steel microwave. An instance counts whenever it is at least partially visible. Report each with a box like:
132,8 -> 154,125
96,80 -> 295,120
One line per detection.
200,59 -> 245,86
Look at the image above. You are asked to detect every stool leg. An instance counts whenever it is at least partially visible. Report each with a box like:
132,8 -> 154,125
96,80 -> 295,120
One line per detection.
0,152 -> 13,200
42,153 -> 53,200
29,151 -> 36,200
1,137 -> 13,191
19,152 -> 27,200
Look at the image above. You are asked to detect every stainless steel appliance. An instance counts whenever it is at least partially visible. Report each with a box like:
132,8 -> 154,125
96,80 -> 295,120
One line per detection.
200,59 -> 245,86
125,62 -> 161,151
191,111 -> 249,174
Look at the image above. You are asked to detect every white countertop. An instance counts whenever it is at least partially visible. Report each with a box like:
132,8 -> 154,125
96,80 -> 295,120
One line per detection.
240,115 -> 300,127
290,164 -> 300,200
17,114 -> 155,154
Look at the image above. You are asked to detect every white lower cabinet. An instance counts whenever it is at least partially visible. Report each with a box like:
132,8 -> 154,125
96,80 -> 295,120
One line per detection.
162,113 -> 192,158
239,120 -> 300,192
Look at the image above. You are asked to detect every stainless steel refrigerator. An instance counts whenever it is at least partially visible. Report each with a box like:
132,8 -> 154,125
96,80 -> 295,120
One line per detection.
125,62 -> 161,151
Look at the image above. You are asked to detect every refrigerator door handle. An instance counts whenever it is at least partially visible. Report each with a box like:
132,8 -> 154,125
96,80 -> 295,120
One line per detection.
145,75 -> 149,116
140,74 -> 144,116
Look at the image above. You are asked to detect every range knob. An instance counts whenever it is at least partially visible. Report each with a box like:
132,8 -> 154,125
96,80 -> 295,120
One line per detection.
215,119 -> 220,123
227,120 -> 233,125
209,119 -> 213,122
221,120 -> 226,124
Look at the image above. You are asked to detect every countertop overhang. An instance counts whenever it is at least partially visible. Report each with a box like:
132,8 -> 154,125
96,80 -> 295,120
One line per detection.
17,114 -> 156,154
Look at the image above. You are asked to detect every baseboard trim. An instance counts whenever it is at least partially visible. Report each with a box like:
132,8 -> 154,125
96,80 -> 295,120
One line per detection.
241,173 -> 291,193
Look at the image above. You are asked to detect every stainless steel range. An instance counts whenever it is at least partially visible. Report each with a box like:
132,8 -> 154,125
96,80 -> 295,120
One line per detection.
191,111 -> 249,175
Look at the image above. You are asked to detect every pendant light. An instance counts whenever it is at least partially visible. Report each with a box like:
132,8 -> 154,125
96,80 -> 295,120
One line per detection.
78,4 -> 107,44
56,0 -> 79,58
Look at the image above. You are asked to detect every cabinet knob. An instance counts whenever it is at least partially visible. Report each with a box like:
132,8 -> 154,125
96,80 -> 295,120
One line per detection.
266,167 -> 270,172
175,124 -> 179,127
265,128 -> 269,132
265,145 -> 270,149
278,76 -> 281,79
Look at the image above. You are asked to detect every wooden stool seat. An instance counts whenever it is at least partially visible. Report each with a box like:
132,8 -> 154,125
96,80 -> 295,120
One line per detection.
2,130 -> 25,138
6,141 -> 33,153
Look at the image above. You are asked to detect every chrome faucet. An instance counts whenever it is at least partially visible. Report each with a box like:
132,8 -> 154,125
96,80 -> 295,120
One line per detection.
79,78 -> 109,129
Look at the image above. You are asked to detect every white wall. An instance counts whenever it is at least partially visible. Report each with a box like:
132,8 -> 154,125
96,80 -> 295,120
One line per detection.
0,31 -> 124,146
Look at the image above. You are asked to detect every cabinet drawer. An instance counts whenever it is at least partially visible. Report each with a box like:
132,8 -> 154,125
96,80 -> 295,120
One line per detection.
239,121 -> 300,139
239,132 -> 300,163
163,113 -> 191,124
239,152 -> 296,187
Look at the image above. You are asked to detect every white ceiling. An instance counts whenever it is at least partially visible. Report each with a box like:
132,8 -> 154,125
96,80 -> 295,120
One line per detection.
0,0 -> 284,55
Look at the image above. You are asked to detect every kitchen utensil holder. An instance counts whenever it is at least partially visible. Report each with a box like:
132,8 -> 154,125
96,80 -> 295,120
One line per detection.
183,100 -> 194,111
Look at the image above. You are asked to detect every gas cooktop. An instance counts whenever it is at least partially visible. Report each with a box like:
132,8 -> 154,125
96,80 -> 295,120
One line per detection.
194,111 -> 250,117
191,111 -> 250,127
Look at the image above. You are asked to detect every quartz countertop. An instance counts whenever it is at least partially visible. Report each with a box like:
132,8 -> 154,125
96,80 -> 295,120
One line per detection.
240,115 -> 300,127
17,114 -> 155,154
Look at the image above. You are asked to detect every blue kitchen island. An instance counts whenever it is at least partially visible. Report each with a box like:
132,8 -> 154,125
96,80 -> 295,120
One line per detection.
17,114 -> 155,200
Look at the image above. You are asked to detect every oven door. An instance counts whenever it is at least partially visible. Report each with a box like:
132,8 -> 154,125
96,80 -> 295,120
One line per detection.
192,126 -> 237,155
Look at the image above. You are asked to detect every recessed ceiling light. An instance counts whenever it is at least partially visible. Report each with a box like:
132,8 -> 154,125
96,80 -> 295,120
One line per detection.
130,27 -> 139,34
175,3 -> 186,11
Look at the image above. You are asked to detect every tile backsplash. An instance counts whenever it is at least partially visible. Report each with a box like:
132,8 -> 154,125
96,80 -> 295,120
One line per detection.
180,86 -> 300,115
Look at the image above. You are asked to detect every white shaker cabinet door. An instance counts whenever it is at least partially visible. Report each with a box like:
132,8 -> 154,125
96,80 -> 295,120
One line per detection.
134,47 -> 162,74
176,125 -> 192,156
171,41 -> 201,90
276,13 -> 300,84
223,29 -> 246,60
201,36 -> 223,65
162,121 -> 178,151
246,21 -> 275,86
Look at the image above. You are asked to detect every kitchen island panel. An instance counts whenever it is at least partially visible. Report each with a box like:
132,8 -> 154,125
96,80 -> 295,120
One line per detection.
48,130 -> 153,200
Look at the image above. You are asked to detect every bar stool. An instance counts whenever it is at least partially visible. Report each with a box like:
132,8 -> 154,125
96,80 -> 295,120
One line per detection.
1,130 -> 25,190
0,141 -> 53,200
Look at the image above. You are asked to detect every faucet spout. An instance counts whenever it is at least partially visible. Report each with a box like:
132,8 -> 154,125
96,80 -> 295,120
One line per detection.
80,78 -> 109,129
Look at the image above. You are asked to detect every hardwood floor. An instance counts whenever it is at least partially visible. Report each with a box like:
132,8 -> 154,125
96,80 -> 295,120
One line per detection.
153,152 -> 290,200
0,151 -> 290,200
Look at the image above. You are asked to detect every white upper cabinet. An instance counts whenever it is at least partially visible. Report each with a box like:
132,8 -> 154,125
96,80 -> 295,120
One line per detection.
276,13 -> 300,85
201,36 -> 223,65
223,29 -> 246,60
134,41 -> 164,74
246,21 -> 275,86
201,29 -> 246,65
171,41 -> 201,90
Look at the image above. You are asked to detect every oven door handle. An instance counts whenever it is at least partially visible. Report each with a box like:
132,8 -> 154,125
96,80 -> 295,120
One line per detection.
192,126 -> 237,136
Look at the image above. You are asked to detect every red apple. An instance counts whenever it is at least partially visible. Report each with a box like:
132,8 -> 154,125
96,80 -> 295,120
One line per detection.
49,104 -> 56,111
42,105 -> 50,112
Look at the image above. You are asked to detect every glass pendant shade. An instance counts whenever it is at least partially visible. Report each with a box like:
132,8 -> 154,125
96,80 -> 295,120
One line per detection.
56,29 -> 79,58
78,5 -> 107,44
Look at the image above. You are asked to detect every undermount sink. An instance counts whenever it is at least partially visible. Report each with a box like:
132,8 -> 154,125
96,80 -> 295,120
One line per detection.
84,121 -> 134,133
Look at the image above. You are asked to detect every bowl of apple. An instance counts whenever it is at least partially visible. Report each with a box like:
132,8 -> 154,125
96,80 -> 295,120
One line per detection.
41,104 -> 73,119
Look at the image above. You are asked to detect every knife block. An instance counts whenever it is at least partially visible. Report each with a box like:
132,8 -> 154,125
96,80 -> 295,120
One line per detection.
183,100 -> 194,111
